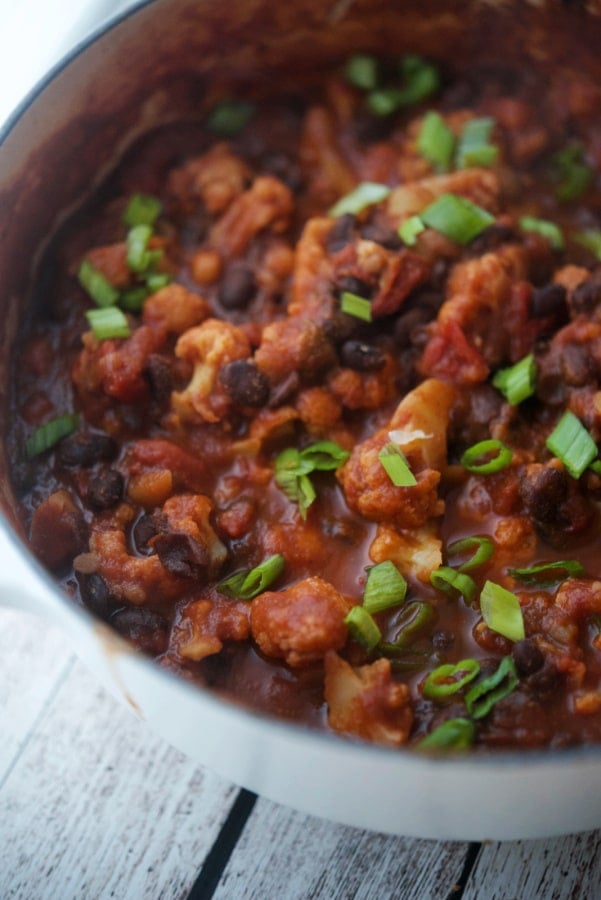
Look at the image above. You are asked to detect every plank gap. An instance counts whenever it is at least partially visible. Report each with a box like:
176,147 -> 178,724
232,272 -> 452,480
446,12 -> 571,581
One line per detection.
447,842 -> 482,900
186,788 -> 258,900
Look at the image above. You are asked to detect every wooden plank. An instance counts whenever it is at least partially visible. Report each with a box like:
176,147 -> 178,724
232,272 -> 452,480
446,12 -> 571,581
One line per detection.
463,831 -> 601,900
0,609 -> 76,777
212,797 -> 471,900
0,615 -> 239,900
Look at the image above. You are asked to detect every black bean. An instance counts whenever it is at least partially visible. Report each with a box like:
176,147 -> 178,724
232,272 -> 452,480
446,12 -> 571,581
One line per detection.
531,283 -> 568,319
145,353 -> 173,403
87,469 -> 124,509
571,270 -> 601,314
520,464 -> 568,525
322,312 -> 358,345
394,307 -> 432,348
220,359 -> 270,407
326,213 -> 356,252
154,531 -> 209,578
132,513 -> 157,554
111,607 -> 168,656
562,344 -> 594,386
340,340 -> 386,371
431,629 -> 454,650
335,274 -> 373,298
57,432 -> 117,468
219,265 -> 256,309
79,572 -> 114,620
512,639 -> 545,677
360,223 -> 403,251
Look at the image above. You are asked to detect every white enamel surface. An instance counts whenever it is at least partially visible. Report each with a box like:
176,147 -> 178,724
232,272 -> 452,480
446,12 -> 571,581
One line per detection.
2,0 -> 601,842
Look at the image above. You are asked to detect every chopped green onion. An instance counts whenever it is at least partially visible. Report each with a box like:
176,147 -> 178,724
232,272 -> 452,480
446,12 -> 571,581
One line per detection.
546,410 -> 597,479
420,193 -> 495,245
551,144 -> 592,202
126,224 -> 153,273
365,88 -> 405,116
146,272 -> 172,292
378,442 -> 417,487
417,111 -> 455,173
85,306 -> 131,341
508,559 -> 585,586
329,182 -> 391,217
363,561 -> 407,614
274,441 -> 349,519
430,566 -> 477,603
455,117 -> 498,169
78,259 -> 120,308
120,285 -> 149,312
397,54 -> 440,106
575,229 -> 601,260
380,601 -> 436,652
423,658 -> 480,700
344,605 -> 382,652
206,100 -> 255,136
590,459 -> 601,476
398,215 -> 426,246
417,717 -> 475,751
447,535 -> 495,573
217,554 -> 285,600
26,413 -> 79,459
460,439 -> 513,475
387,649 -> 434,672
519,215 -> 564,251
480,580 -> 525,642
340,291 -> 373,322
297,440 -> 350,471
123,193 -> 162,228
492,353 -> 537,406
344,53 -> 379,90
465,656 -> 518,719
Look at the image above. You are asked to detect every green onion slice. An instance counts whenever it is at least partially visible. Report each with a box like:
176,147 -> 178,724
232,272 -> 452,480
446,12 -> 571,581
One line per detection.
365,88 -> 406,117
480,580 -> 525,642
26,413 -> 80,460
546,410 -> 598,479
126,224 -> 153,273
492,353 -> 537,406
388,649 -> 434,672
420,193 -> 495,245
123,193 -> 162,228
430,566 -> 477,603
465,655 -> 519,720
519,215 -> 564,251
575,229 -> 601,260
417,717 -> 475,751
78,259 -> 120,308
344,605 -> 382,653
551,144 -> 592,202
329,182 -> 391,217
508,559 -> 585,586
217,554 -> 285,600
206,100 -> 255,136
363,561 -> 408,615
380,601 -> 436,652
397,54 -> 440,105
85,306 -> 131,341
446,535 -> 495,573
378,442 -> 418,487
455,117 -> 498,169
423,658 -> 480,700
120,286 -> 149,312
417,111 -> 455,173
398,215 -> 426,247
340,291 -> 373,322
297,440 -> 350,471
146,272 -> 172,292
460,439 -> 513,475
344,53 -> 379,90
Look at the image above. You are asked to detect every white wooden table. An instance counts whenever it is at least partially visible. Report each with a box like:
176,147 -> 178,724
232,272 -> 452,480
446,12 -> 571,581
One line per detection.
3,606 -> 601,900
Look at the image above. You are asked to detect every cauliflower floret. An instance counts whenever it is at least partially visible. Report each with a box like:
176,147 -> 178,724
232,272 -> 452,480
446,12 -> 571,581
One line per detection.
170,598 -> 250,661
143,283 -> 210,334
324,652 -> 413,747
167,143 -> 251,215
172,318 -> 251,423
369,523 -> 443,583
210,175 -> 294,259
156,493 -> 227,578
250,576 -> 352,667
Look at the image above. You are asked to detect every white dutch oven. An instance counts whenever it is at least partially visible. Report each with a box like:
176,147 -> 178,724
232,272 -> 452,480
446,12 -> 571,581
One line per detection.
2,0 -> 601,841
